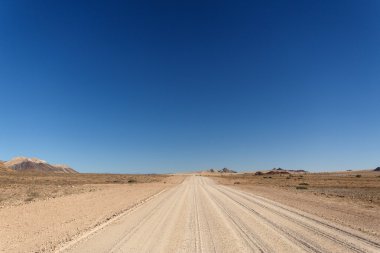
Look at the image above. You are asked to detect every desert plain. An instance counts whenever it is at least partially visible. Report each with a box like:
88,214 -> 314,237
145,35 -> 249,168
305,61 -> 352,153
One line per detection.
0,170 -> 379,252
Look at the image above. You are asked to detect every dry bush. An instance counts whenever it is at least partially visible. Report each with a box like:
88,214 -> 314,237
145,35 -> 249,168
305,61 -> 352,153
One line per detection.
25,191 -> 40,202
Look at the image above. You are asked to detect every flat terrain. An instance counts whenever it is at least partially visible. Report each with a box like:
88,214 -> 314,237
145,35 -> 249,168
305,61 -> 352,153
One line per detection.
210,170 -> 380,206
0,173 -> 182,252
209,170 -> 380,237
1,172 -> 379,252
61,176 -> 379,253
0,172 -> 169,207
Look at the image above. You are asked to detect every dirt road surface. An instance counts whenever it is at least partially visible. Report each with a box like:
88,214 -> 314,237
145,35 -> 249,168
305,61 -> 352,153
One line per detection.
61,176 -> 380,253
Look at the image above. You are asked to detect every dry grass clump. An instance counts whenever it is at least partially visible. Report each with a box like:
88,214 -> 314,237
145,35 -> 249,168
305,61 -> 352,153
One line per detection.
25,191 -> 40,202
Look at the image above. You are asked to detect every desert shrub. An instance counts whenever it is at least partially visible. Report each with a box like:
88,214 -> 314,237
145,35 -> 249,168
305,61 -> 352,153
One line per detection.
299,182 -> 309,186
25,191 -> 40,202
234,181 -> 240,184
286,176 -> 291,179
296,186 -> 308,190
356,174 -> 362,178
127,179 -> 137,183
28,191 -> 39,198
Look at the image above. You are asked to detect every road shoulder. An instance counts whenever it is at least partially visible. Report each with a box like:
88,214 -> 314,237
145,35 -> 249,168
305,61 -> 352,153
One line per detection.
0,176 -> 182,253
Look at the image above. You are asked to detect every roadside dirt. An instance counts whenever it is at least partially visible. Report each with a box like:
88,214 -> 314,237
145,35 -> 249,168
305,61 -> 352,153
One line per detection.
0,172 -> 168,207
210,170 -> 380,237
0,174 -> 183,253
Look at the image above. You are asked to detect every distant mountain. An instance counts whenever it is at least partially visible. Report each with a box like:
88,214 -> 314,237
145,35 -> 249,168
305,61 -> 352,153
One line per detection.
53,164 -> 77,173
218,168 -> 237,173
4,157 -> 78,173
0,161 -> 14,173
254,168 -> 308,176
272,168 -> 308,173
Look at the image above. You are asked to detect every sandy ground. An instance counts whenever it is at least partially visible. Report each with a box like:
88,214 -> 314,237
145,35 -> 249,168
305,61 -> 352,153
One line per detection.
0,172 -> 169,207
220,184 -> 380,237
60,176 -> 380,253
1,174 -> 379,253
0,176 -> 182,253
211,170 -> 380,237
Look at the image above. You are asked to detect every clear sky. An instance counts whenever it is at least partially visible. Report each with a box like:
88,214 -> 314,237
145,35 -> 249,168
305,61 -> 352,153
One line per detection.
1,1 -> 379,173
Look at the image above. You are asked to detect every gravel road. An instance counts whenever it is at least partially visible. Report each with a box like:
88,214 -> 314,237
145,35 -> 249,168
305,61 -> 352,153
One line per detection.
61,176 -> 380,253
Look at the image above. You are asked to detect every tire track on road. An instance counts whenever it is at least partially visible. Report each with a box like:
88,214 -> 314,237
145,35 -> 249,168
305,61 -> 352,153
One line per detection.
217,185 -> 378,253
62,176 -> 380,253
209,180 -> 380,253
200,178 -> 272,253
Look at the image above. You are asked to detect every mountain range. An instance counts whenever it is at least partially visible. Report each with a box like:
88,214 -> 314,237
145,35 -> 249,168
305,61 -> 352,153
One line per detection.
1,157 -> 77,173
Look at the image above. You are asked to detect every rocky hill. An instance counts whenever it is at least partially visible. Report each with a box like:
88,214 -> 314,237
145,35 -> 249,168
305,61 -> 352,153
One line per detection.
0,161 -> 14,173
53,164 -> 77,173
255,168 -> 308,176
218,168 -> 237,173
3,157 -> 78,173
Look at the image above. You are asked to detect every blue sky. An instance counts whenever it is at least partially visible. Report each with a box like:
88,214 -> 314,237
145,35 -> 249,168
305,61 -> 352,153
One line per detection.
1,1 -> 379,173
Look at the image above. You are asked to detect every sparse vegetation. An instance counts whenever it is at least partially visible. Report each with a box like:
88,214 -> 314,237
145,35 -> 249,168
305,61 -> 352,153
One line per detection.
296,186 -> 308,190
0,172 -> 169,206
207,170 -> 380,205
25,191 -> 40,202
